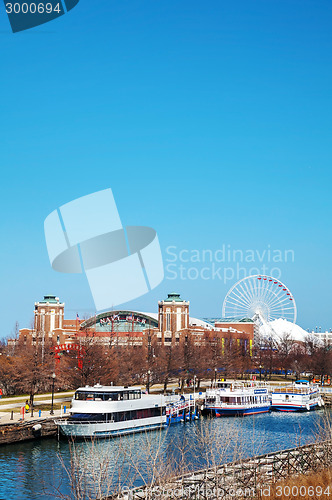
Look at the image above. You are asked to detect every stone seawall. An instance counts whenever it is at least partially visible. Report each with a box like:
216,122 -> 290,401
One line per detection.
0,418 -> 60,445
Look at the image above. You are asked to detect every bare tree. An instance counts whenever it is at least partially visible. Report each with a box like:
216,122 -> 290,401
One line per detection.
277,332 -> 295,379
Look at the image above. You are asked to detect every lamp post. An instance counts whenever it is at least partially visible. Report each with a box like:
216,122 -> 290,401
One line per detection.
214,367 -> 217,385
147,325 -> 151,364
259,365 -> 262,382
193,374 -> 196,412
50,372 -> 56,415
30,386 -> 34,418
147,369 -> 151,394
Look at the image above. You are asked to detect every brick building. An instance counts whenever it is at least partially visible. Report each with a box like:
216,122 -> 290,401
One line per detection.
10,295 -> 78,348
11,293 -> 254,354
34,295 -> 64,333
158,292 -> 189,332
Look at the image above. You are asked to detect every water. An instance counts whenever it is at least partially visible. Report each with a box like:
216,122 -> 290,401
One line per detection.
0,410 -> 329,500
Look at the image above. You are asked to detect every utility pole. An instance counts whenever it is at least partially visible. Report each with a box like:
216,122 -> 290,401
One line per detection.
147,321 -> 152,393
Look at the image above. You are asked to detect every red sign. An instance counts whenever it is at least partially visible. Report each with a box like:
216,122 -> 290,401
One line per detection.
54,343 -> 82,352
51,344 -> 84,370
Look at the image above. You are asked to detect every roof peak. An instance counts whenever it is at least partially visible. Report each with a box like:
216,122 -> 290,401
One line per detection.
39,295 -> 60,304
164,292 -> 184,302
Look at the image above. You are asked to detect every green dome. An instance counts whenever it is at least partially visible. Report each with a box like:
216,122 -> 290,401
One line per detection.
39,295 -> 59,304
164,292 -> 183,302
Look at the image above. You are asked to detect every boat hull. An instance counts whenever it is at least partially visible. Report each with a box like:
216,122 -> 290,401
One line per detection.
271,402 -> 320,412
204,405 -> 271,417
57,417 -> 166,439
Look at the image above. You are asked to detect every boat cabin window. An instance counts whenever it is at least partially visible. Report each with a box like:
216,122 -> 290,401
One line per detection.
217,383 -> 231,389
74,390 -> 141,401
220,397 -> 230,403
128,391 -> 140,400
206,397 -> 216,404
70,406 -> 165,422
103,393 -> 121,401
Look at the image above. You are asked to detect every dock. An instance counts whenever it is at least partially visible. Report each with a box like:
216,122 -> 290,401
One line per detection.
320,387 -> 332,407
0,408 -> 67,445
0,417 -> 61,445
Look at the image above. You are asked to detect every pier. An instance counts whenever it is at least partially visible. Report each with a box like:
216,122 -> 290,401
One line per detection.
0,417 -> 60,445
0,391 -> 72,444
322,394 -> 332,407
0,407 -> 67,445
321,387 -> 332,407
114,440 -> 332,499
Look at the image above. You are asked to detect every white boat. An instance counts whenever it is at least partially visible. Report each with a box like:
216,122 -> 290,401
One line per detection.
56,384 -> 166,438
203,381 -> 270,417
271,380 -> 324,412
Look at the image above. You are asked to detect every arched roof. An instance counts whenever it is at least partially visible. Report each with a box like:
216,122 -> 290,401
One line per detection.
80,310 -> 213,331
80,310 -> 159,330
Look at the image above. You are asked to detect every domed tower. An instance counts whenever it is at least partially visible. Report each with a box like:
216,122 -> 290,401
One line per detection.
158,292 -> 189,334
34,295 -> 64,336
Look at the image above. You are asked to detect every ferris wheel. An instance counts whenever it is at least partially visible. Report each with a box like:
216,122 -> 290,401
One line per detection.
222,275 -> 297,325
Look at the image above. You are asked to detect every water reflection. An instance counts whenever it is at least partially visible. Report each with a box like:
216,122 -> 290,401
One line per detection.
0,410 -> 329,500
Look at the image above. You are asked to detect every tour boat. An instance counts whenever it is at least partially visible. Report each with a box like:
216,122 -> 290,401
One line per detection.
56,384 -> 166,438
203,381 -> 270,417
271,380 -> 324,412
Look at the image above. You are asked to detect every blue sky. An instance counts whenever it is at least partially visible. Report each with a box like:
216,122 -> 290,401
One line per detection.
0,0 -> 331,337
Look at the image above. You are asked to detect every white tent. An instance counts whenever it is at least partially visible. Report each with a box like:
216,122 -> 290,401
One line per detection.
259,318 -> 312,344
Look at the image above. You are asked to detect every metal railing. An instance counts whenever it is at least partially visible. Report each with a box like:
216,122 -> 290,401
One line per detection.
112,440 -> 332,499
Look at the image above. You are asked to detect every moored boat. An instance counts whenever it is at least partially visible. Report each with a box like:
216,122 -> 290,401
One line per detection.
203,381 -> 270,417
56,384 -> 166,438
271,380 -> 324,412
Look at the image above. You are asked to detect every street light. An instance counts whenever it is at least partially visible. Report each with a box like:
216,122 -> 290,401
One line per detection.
214,367 -> 217,385
30,392 -> 34,417
259,365 -> 262,382
50,372 -> 56,415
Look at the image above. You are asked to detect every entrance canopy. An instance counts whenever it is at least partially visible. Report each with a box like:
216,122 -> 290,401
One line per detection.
80,310 -> 159,333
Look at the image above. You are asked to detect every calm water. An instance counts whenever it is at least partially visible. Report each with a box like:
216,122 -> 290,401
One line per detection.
0,410 -> 329,500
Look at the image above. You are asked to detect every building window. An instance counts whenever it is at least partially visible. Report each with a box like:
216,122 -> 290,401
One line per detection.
50,309 -> 55,332
166,313 -> 170,331
40,309 -> 45,333
176,308 -> 181,331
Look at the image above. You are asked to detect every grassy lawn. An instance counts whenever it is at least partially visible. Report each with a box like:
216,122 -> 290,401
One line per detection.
0,390 -> 74,400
